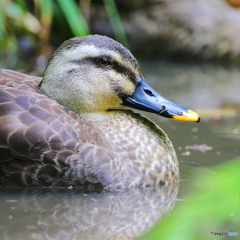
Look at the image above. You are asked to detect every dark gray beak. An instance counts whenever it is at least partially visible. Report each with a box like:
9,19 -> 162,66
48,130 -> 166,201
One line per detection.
122,77 -> 200,122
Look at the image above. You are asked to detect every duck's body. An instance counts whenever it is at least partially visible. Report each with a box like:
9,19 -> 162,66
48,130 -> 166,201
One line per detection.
0,35 -> 199,189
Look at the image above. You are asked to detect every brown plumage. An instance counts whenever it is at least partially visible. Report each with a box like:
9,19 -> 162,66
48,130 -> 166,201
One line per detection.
0,35 -> 199,189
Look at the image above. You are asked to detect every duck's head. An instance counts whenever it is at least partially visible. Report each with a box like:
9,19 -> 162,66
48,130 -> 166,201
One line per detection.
40,35 -> 200,122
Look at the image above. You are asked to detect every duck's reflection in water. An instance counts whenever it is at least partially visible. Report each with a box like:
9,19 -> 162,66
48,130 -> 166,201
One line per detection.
0,184 -> 178,240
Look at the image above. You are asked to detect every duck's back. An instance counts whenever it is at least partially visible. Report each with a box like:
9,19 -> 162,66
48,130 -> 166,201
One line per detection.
0,70 -> 105,187
0,69 -> 179,188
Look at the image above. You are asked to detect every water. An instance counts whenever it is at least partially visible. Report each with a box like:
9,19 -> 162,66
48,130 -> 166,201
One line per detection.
0,62 -> 240,239
0,185 -> 178,239
143,62 -> 240,198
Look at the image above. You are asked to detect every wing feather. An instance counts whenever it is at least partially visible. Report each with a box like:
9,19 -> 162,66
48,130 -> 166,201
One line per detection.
0,69 -> 113,187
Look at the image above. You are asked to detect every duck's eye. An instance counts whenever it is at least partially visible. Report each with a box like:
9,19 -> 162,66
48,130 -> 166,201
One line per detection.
98,58 -> 110,67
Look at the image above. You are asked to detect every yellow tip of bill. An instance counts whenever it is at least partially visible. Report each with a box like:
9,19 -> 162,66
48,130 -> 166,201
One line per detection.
172,109 -> 200,122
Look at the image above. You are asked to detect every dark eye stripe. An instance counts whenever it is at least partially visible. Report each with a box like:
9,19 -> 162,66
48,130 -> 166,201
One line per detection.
111,61 -> 137,84
71,56 -> 138,84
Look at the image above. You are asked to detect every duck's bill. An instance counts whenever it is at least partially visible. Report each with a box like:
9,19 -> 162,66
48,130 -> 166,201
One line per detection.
122,77 -> 200,123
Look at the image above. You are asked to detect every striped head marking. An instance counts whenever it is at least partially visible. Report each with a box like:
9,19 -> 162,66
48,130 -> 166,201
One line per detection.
40,35 -> 143,114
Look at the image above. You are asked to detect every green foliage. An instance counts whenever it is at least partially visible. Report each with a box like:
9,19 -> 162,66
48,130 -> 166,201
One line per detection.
139,157 -> 240,240
0,0 -> 128,69
57,0 -> 90,36
103,0 -> 129,48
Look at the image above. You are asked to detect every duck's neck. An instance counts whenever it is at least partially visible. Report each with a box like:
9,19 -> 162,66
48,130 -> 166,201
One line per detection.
79,110 -> 126,122
80,109 -> 170,147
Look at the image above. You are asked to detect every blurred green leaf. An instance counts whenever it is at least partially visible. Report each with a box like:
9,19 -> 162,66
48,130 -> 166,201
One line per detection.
57,0 -> 90,36
139,157 -> 240,240
4,1 -> 41,34
0,0 -> 5,41
103,0 -> 129,48
37,0 -> 53,21
0,0 -> 130,69
14,0 -> 27,12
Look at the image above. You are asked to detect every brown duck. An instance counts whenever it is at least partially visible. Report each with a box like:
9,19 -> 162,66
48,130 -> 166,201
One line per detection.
0,35 -> 199,189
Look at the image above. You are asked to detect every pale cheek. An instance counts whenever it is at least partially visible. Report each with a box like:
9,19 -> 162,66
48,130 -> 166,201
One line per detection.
108,71 -> 135,96
89,83 -> 121,110
67,77 -> 121,112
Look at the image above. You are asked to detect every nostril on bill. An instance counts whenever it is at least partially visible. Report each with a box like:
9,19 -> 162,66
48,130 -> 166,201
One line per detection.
158,105 -> 167,115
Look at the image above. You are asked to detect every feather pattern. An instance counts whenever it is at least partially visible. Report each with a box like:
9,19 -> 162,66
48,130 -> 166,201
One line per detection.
0,69 -> 178,188
0,35 -> 181,189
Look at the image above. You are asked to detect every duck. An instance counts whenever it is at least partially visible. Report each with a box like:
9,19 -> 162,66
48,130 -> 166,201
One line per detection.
0,35 -> 199,189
